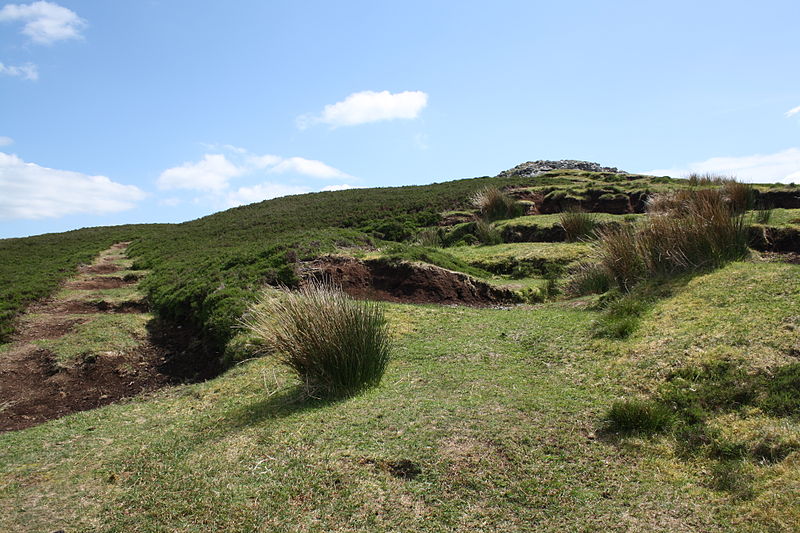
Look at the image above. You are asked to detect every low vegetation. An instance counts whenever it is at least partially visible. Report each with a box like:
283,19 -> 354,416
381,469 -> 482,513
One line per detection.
243,281 -> 391,399
470,186 -> 524,222
558,210 -> 597,242
0,225 -> 158,342
575,184 -> 751,293
2,165 -> 799,531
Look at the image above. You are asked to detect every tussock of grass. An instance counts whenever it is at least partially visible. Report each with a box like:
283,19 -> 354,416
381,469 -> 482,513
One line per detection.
244,281 -> 391,399
576,183 -> 750,293
559,210 -> 596,242
470,186 -> 523,222
474,219 -> 503,245
605,399 -> 673,434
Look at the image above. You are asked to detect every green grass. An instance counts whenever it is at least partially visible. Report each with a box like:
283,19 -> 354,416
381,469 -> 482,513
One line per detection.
33,313 -> 152,365
53,286 -> 146,305
750,208 -> 800,227
2,262 -> 799,531
447,242 -> 590,276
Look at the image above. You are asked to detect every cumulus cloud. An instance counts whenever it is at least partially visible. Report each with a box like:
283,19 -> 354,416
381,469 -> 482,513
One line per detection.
157,154 -> 243,192
157,149 -> 356,208
0,152 -> 145,219
0,136 -> 13,146
0,62 -> 38,80
0,1 -> 86,44
298,90 -> 428,128
225,183 -> 311,208
786,105 -> 800,118
646,147 -> 800,184
270,157 -> 351,179
158,151 -> 353,194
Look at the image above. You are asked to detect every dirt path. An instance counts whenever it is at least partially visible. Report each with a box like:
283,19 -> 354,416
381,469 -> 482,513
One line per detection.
0,243 -> 175,432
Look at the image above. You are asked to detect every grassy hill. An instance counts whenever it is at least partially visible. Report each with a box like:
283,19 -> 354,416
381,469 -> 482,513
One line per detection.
1,166 -> 799,531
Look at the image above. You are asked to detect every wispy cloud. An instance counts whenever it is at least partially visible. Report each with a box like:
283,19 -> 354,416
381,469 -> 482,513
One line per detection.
298,90 -> 428,129
0,152 -> 145,219
0,136 -> 14,146
0,1 -> 86,44
786,105 -> 800,118
0,62 -> 38,80
646,147 -> 800,184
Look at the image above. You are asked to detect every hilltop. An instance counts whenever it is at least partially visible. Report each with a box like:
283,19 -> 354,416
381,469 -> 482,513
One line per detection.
1,161 -> 799,532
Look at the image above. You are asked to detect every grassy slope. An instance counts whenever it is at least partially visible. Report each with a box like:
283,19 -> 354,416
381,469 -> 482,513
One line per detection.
0,225 -> 160,342
2,261 -> 797,532
126,175 -> 532,353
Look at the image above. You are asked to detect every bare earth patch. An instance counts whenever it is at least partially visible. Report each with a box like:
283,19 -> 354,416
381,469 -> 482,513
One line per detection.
0,243 -> 185,432
301,255 -> 517,306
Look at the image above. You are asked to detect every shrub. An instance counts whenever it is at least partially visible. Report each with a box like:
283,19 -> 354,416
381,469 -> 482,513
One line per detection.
559,210 -> 597,242
470,186 -> 523,222
244,281 -> 391,399
605,399 -> 673,434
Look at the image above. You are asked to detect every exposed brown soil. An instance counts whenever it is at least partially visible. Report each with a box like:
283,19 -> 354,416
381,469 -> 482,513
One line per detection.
0,344 -> 170,432
0,242 -> 202,433
749,226 -> 800,253
301,256 -> 517,305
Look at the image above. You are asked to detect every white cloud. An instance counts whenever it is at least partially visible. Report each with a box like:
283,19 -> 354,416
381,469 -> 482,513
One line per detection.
0,1 -> 86,44
270,157 -> 351,179
157,149 -> 356,208
321,184 -> 357,192
157,154 -> 243,192
0,136 -> 13,146
786,105 -> 800,118
0,62 -> 38,80
646,147 -> 800,184
0,152 -> 145,219
225,183 -> 310,208
299,90 -> 428,128
158,151 -> 353,195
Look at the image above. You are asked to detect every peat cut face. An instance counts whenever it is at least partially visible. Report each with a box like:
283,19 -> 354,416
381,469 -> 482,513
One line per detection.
301,256 -> 517,306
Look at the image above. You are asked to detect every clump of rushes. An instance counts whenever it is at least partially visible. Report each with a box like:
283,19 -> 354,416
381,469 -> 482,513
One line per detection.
754,207 -> 773,225
473,219 -> 503,245
572,182 -> 749,294
470,186 -> 523,222
559,209 -> 597,242
416,227 -> 443,247
244,280 -> 391,399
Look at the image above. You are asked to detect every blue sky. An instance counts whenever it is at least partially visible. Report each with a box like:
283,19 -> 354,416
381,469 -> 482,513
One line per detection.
1,0 -> 799,239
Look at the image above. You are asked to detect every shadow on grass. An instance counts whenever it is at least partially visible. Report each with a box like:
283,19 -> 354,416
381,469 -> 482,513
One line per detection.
223,385 -> 341,429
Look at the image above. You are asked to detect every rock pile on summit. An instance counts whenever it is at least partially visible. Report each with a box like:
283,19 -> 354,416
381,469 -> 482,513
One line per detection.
498,160 -> 626,178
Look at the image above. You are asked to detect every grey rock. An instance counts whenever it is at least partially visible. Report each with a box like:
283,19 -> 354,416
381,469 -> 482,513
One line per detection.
498,159 -> 626,178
